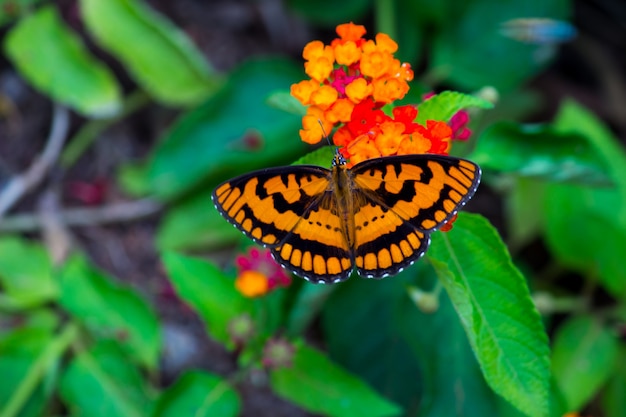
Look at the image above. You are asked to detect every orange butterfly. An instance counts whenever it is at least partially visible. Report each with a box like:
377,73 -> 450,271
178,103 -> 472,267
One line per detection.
213,151 -> 480,283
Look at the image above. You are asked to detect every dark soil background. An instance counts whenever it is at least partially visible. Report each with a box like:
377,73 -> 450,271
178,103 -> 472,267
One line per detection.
1,0 -> 624,416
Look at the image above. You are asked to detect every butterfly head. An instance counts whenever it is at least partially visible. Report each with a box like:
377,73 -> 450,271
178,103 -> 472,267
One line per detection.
332,149 -> 347,168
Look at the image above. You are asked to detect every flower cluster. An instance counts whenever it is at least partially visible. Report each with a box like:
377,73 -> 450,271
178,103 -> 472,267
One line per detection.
234,247 -> 291,297
333,98 -> 453,166
291,22 -> 414,146
290,22 -> 470,167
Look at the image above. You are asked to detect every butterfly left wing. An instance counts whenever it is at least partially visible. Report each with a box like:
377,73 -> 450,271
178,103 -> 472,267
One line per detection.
350,154 -> 481,278
212,166 -> 332,247
212,165 -> 354,283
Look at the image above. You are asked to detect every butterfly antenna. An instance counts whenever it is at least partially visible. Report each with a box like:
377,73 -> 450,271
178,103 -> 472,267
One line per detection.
317,120 -> 332,147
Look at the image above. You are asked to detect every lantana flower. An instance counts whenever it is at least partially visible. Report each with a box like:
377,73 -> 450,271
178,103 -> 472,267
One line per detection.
234,247 -> 291,297
290,22 -> 414,145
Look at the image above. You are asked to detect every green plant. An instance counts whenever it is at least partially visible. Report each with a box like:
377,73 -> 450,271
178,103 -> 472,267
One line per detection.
1,1 -> 624,416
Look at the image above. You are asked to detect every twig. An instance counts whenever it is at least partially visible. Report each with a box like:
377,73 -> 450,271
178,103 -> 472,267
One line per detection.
0,198 -> 163,233
0,104 -> 70,220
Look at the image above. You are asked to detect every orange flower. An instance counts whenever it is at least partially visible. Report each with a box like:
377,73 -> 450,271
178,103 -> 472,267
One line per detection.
291,24 -> 469,165
310,85 -> 339,110
234,247 -> 291,298
235,271 -> 269,297
290,22 -> 413,144
300,106 -> 332,144
325,98 -> 354,124
345,77 -> 373,103
335,22 -> 367,42
334,41 -> 361,66
290,79 -> 319,105
375,121 -> 406,155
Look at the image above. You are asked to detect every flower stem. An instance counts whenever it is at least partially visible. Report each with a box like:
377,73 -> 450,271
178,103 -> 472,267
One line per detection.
374,0 -> 396,41
0,322 -> 79,417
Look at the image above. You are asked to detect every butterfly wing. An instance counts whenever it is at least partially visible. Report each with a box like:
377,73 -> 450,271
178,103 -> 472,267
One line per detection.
212,165 -> 354,283
272,190 -> 354,284
212,166 -> 332,246
350,154 -> 481,278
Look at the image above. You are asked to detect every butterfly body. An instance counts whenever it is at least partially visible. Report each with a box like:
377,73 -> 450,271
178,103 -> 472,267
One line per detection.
213,151 -> 480,284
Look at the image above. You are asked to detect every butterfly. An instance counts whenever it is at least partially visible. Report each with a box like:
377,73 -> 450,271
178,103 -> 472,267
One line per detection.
212,151 -> 481,284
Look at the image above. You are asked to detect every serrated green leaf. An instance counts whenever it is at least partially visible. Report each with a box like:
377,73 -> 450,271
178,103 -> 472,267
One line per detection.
153,371 -> 240,417
58,256 -> 161,369
59,341 -> 152,417
0,236 -> 58,309
270,343 -> 402,417
551,315 -> 619,411
161,252 -> 253,347
471,121 -> 612,184
121,58 -> 307,200
416,90 -> 493,124
428,213 -> 550,417
3,5 -> 121,117
80,0 -> 220,106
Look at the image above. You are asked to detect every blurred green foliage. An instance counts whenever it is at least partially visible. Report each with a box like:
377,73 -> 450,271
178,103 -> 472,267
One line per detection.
1,0 -> 625,416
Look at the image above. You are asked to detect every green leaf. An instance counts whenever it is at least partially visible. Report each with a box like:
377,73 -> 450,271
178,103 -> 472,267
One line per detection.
431,0 -> 571,91
428,213 -> 550,417
161,252 -> 253,347
58,256 -> 161,369
286,0 -> 372,26
322,265 -> 522,416
266,90 -> 307,116
543,100 -> 626,299
0,236 -> 58,309
270,343 -> 402,417
156,194 -> 243,250
80,0 -> 220,106
287,282 -> 335,337
0,325 -> 58,417
121,58 -> 308,200
551,315 -> 619,411
506,177 -> 546,250
153,371 -> 240,417
471,122 -> 611,184
59,341 -> 152,417
416,90 -> 493,124
3,5 -> 121,117
292,146 -> 336,167
602,348 -> 626,417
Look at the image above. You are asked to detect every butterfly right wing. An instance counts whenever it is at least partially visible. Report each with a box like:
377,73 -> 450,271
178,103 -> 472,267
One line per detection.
349,154 -> 480,278
212,166 -> 331,247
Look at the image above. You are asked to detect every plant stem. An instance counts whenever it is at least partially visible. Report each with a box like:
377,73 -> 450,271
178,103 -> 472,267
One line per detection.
60,90 -> 150,169
374,0 -> 396,41
0,322 -> 79,417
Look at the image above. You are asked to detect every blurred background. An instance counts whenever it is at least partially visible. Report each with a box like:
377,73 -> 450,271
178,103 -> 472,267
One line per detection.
1,0 -> 625,416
